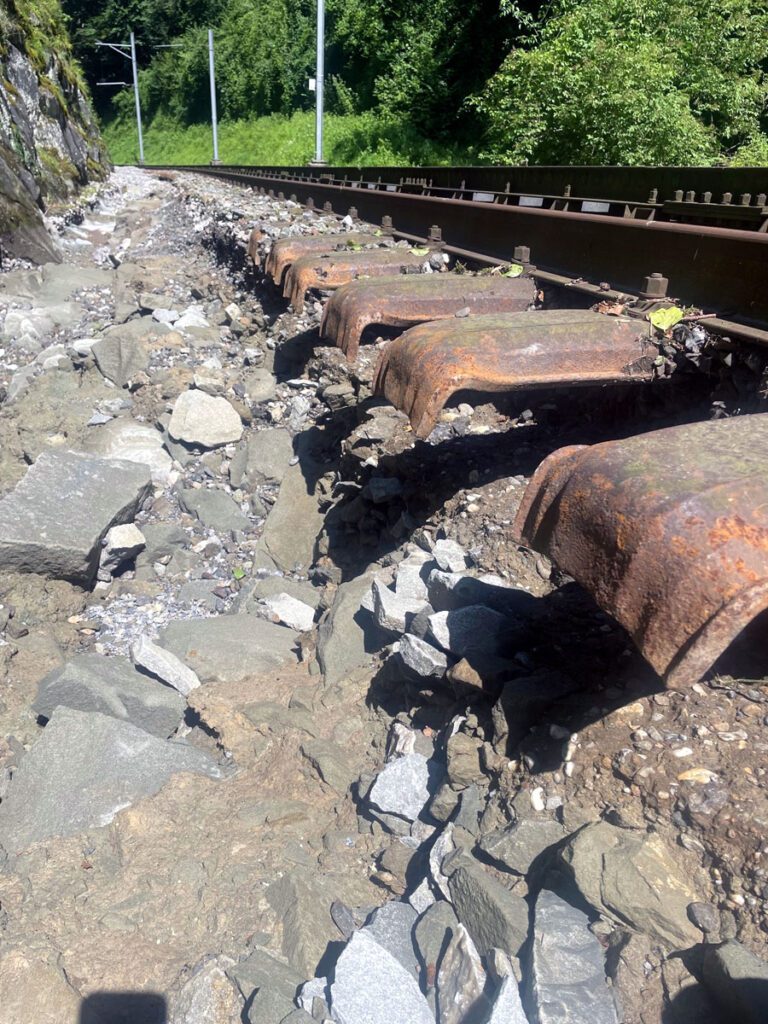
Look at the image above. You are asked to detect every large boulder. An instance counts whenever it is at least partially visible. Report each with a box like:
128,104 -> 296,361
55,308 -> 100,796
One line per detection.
0,708 -> 223,853
33,653 -> 185,738
559,821 -> 701,949
160,614 -> 298,683
168,390 -> 243,449
81,417 -> 173,486
0,450 -> 152,584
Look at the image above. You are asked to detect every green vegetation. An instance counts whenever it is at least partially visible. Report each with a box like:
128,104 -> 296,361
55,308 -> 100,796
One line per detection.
103,110 -> 475,166
64,0 -> 768,166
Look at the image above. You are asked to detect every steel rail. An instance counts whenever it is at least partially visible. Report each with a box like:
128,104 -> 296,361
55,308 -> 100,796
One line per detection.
148,165 -> 768,338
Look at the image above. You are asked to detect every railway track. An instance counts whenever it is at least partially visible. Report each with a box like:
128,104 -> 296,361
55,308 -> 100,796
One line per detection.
153,161 -> 768,687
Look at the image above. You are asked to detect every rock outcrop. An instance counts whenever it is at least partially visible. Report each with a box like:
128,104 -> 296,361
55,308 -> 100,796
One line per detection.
0,0 -> 109,262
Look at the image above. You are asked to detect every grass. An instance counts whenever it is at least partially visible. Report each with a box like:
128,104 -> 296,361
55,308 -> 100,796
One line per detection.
102,109 -> 476,166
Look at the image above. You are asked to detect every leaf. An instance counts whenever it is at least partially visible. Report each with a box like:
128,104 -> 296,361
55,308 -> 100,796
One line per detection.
373,229 -> 382,237
649,305 -> 684,331
232,566 -> 246,581
502,263 -> 524,277
409,247 -> 430,255
348,242 -> 363,251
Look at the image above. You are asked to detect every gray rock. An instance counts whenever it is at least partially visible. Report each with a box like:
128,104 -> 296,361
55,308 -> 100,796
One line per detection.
479,819 -> 565,876
364,476 -> 403,503
160,615 -> 298,683
296,976 -> 329,1015
702,940 -> 768,1024
130,634 -> 201,697
301,739 -> 356,793
427,570 -> 537,616
454,785 -> 483,837
687,901 -> 720,936
559,822 -> 700,949
432,539 -> 468,572
178,488 -> 249,532
372,579 -> 428,634
229,428 -> 294,488
137,523 -> 188,564
227,948 -> 301,1022
234,576 -> 323,614
279,1011 -> 315,1024
427,606 -> 508,657
91,329 -> 150,387
361,902 -> 420,980
266,873 -> 339,977
531,889 -> 618,1024
99,522 -> 145,575
170,956 -> 242,1024
369,754 -> 433,823
414,901 -> 460,980
330,931 -> 434,1024
178,579 -> 222,611
33,653 -> 185,738
485,976 -> 528,1024
262,593 -> 315,632
0,708 -> 222,852
436,924 -> 488,1024
255,451 -> 324,572
448,859 -> 529,958
492,673 -> 580,755
317,572 -> 379,687
0,451 -> 152,584
394,562 -> 430,602
168,390 -> 243,449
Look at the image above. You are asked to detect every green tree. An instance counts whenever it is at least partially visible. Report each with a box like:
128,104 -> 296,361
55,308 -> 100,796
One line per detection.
474,0 -> 768,165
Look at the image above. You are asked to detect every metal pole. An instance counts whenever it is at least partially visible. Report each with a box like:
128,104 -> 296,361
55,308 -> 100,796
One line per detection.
208,29 -> 220,165
129,31 -> 145,165
314,0 -> 325,164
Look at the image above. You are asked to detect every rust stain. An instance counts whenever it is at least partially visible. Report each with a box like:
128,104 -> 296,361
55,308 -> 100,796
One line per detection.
708,515 -> 768,550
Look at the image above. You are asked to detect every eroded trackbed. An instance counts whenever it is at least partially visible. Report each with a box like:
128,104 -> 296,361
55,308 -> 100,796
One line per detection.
254,192 -> 768,686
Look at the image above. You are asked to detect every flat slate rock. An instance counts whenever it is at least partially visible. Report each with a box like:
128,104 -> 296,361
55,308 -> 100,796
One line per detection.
178,488 -> 250,532
160,614 -> 298,683
82,417 -> 173,486
0,450 -> 152,584
361,901 -> 421,980
531,889 -> 618,1024
447,859 -> 529,958
330,930 -> 434,1024
229,428 -> 294,488
33,653 -> 185,738
369,753 -> 434,822
0,708 -> 223,853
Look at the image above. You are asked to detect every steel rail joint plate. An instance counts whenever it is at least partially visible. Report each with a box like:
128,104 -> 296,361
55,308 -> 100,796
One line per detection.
512,415 -> 768,686
264,232 -> 387,287
320,273 -> 537,361
373,309 -> 654,438
283,248 -> 439,310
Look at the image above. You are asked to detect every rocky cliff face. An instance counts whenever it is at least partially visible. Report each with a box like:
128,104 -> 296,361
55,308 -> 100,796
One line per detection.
0,0 -> 110,263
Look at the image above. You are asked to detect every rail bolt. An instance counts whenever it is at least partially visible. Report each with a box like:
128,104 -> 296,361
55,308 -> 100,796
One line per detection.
428,225 -> 442,244
381,215 -> 393,232
640,272 -> 669,299
277,191 -> 285,201
323,201 -> 333,213
513,245 -> 531,264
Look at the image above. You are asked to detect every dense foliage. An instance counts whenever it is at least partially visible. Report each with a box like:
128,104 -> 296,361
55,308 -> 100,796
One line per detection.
62,0 -> 768,165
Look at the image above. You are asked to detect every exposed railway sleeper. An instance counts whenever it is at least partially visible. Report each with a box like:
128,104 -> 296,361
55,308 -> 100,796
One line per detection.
514,414 -> 768,687
282,244 -> 446,311
320,272 -> 536,362
262,230 -> 390,286
372,309 -> 656,438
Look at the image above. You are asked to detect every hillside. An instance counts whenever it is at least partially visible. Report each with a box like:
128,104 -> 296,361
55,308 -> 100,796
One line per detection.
0,0 -> 109,262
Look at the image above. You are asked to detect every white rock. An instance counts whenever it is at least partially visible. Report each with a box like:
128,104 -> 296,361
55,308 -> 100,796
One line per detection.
152,308 -> 179,324
399,634 -> 448,678
130,634 -> 201,697
486,976 -> 528,1024
429,823 -> 455,900
372,578 -> 428,633
436,924 -> 487,1024
409,878 -> 436,914
330,931 -> 434,1024
432,538 -> 468,572
394,562 -> 429,602
168,389 -> 243,449
174,306 -> 209,331
261,593 -> 315,632
369,753 -> 432,823
100,522 -> 145,574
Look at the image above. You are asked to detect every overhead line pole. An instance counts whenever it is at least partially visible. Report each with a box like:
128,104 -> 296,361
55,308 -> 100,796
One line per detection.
96,34 -> 144,165
208,29 -> 220,165
313,0 -> 325,164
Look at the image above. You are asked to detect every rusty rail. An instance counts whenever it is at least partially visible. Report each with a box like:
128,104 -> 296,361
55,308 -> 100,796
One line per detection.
150,165 -> 768,339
